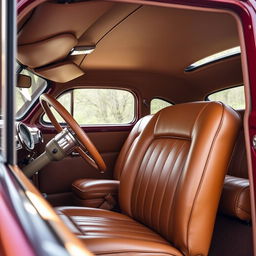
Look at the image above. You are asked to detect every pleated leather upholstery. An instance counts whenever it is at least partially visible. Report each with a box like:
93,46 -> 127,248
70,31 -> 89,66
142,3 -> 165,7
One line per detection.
114,115 -> 153,180
119,102 -> 241,255
131,138 -> 190,237
57,102 -> 241,256
72,115 -> 152,209
56,207 -> 183,256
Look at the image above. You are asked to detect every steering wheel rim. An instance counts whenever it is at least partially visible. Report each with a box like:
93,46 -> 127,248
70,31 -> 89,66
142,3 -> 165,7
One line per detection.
40,93 -> 107,173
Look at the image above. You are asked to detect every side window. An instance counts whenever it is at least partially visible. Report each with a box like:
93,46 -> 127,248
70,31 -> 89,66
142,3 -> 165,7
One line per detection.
150,98 -> 172,114
43,88 -> 135,125
207,86 -> 245,110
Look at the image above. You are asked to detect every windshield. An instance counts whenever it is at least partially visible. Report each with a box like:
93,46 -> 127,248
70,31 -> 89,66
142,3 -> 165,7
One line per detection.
16,68 -> 47,119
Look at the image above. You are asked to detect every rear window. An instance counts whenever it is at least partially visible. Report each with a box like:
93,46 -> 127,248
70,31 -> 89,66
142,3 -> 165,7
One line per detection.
207,86 -> 245,110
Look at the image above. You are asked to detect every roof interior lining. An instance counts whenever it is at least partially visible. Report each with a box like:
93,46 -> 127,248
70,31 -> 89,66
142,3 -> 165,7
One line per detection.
17,0 -> 242,101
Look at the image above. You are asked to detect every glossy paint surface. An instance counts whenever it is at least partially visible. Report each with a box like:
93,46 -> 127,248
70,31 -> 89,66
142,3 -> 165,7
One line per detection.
0,165 -> 35,256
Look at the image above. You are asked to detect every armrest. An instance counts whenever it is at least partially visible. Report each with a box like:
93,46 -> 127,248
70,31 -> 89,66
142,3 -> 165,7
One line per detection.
72,179 -> 120,200
219,175 -> 251,222
72,179 -> 119,209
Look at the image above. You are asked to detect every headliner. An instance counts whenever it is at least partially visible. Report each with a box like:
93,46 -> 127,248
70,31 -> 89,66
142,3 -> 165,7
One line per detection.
17,0 -> 242,103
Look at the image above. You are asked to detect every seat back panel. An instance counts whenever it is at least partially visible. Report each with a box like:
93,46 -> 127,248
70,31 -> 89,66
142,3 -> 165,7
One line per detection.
119,102 -> 241,256
132,138 -> 190,239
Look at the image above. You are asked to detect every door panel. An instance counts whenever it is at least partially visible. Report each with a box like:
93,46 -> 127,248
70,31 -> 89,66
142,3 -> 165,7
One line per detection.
37,130 -> 130,206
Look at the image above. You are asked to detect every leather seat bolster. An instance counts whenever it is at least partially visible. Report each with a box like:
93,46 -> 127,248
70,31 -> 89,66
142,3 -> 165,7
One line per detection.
220,175 -> 251,221
72,179 -> 120,200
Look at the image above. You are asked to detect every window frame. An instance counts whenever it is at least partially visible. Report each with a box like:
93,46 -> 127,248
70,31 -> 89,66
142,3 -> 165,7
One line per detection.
40,87 -> 139,127
205,84 -> 245,110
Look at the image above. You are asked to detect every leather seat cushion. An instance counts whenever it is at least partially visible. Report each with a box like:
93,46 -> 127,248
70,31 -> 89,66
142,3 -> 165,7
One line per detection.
219,175 -> 251,221
55,206 -> 183,256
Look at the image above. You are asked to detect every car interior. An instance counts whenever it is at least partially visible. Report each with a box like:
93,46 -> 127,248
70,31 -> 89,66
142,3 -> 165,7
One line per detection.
15,0 -> 253,255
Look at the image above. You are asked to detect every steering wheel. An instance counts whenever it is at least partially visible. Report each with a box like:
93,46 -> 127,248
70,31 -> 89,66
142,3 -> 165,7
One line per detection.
40,93 -> 107,173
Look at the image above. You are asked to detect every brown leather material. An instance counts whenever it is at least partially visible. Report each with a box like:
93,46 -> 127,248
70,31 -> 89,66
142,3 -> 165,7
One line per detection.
57,102 -> 240,256
35,62 -> 85,83
73,197 -> 106,209
227,128 -> 248,179
72,179 -> 119,209
220,175 -> 251,221
55,207 -> 183,256
219,110 -> 251,221
18,34 -> 77,68
119,102 -> 240,255
114,115 -> 152,180
71,116 -> 151,208
72,179 -> 119,200
40,93 -> 106,172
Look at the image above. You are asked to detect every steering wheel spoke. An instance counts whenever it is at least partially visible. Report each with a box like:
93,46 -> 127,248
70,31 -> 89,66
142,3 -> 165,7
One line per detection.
40,93 -> 107,173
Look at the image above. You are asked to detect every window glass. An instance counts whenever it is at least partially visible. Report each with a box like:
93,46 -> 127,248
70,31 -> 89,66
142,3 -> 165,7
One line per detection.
43,92 -> 71,124
207,86 -> 245,110
150,98 -> 172,114
43,88 -> 135,125
16,69 -> 47,119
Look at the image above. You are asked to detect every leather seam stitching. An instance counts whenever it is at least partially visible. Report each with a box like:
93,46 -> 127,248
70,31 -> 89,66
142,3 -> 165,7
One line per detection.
141,142 -> 163,220
155,135 -> 191,140
65,214 -> 84,235
148,141 -> 170,225
157,140 -> 185,232
131,138 -> 155,215
165,141 -> 188,238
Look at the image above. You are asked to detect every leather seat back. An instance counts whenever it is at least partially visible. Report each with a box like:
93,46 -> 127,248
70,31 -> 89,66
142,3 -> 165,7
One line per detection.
118,102 -> 240,256
114,115 -> 152,180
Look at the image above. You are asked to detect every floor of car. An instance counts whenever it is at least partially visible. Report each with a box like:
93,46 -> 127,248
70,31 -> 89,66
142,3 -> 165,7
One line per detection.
209,214 -> 253,256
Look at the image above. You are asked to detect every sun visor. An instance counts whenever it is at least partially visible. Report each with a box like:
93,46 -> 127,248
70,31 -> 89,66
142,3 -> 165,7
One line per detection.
35,61 -> 84,83
18,34 -> 77,68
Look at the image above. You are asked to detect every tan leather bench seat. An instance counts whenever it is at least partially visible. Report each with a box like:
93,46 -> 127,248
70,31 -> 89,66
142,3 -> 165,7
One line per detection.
72,110 -> 251,224
59,102 -> 240,256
